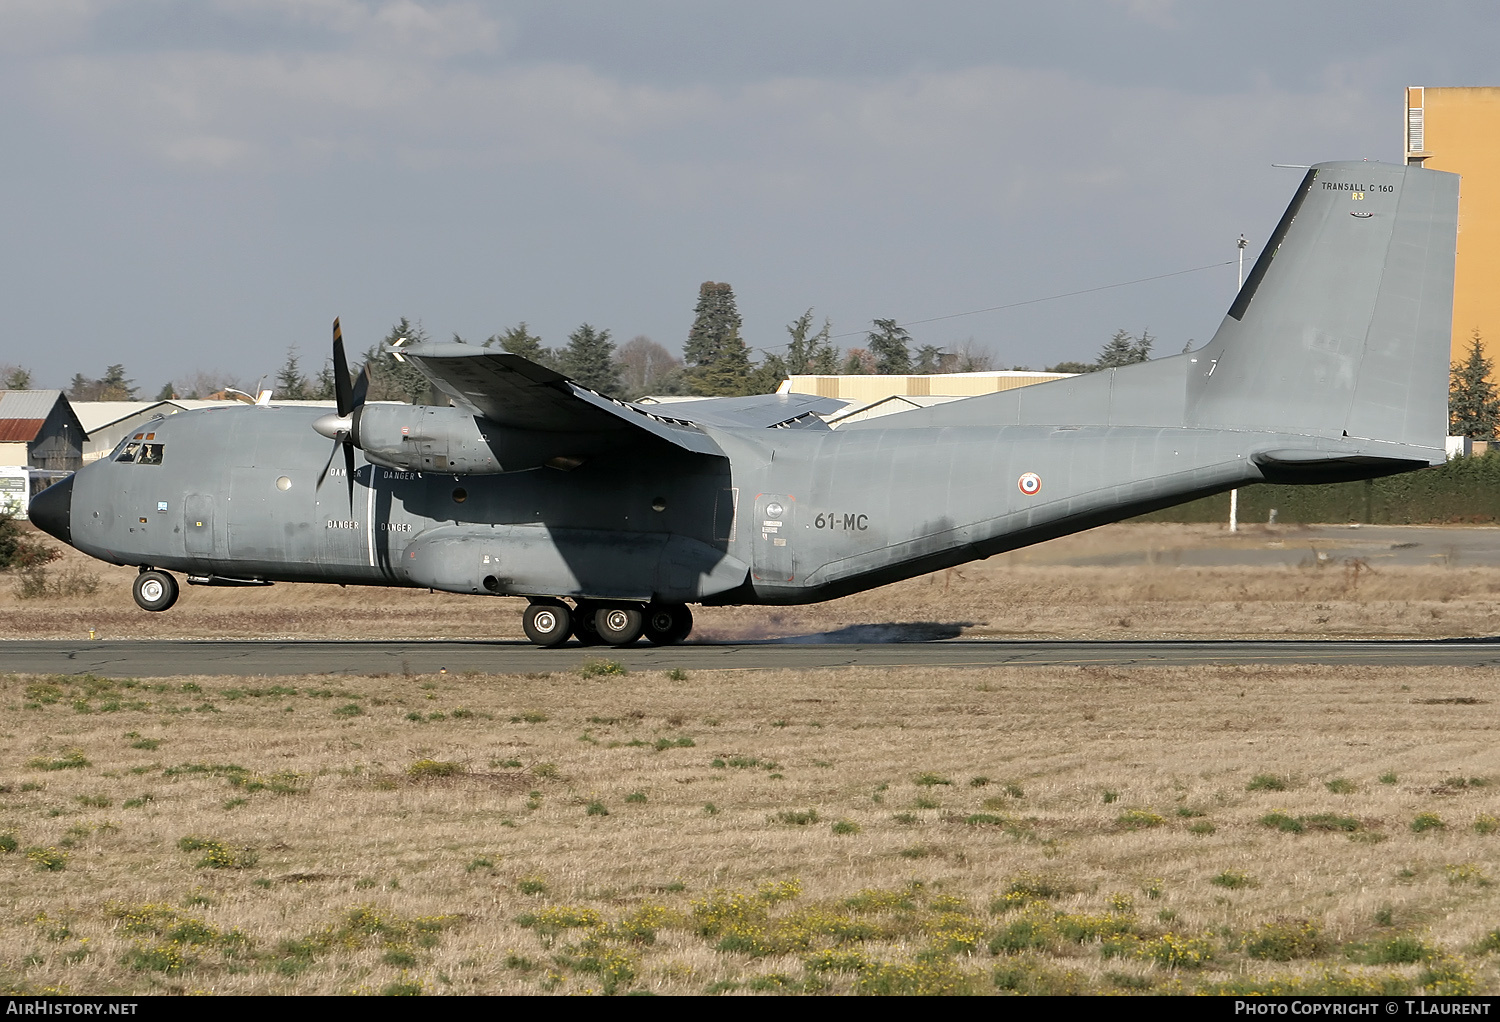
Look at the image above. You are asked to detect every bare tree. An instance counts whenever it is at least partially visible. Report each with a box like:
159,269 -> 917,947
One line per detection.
616,336 -> 684,399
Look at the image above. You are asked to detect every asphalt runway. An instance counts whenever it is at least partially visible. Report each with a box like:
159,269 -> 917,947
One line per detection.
8,637 -> 1500,676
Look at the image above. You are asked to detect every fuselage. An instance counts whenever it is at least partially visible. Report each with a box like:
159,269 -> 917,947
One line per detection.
37,400 -> 1369,608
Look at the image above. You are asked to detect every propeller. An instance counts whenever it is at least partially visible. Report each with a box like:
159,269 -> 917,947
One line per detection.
312,317 -> 369,513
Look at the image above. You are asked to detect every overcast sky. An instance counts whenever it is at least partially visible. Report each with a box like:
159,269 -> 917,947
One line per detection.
2,0 -> 1495,393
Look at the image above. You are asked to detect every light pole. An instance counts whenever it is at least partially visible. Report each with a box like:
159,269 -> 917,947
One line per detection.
1230,235 -> 1248,533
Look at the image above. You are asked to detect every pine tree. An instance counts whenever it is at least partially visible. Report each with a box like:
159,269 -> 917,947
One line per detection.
312,363 -> 336,401
866,319 -> 912,374
1449,330 -> 1500,440
155,382 -> 176,401
783,310 -> 838,375
1,365 -> 30,390
275,347 -> 310,400
1096,328 -> 1154,368
914,344 -> 945,374
67,374 -> 93,400
685,282 -> 752,395
98,364 -> 136,400
747,351 -> 789,395
559,323 -> 622,395
363,318 -> 432,402
486,322 -> 553,367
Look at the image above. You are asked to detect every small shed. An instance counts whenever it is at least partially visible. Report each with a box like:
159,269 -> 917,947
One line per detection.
0,391 -> 84,472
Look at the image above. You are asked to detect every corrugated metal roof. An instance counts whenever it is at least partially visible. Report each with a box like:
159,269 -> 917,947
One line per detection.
0,390 -> 66,420
0,419 -> 46,442
71,401 -> 172,433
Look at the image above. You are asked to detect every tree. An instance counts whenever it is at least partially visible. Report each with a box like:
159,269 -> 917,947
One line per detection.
0,508 -> 58,570
866,319 -> 912,375
155,382 -> 176,401
275,347 -> 311,400
97,365 -> 136,400
558,323 -> 622,395
175,370 -> 243,400
616,335 -> 684,399
1449,330 -> 1500,440
783,310 -> 838,375
1,364 -> 31,390
1046,360 -> 1096,374
311,362 -> 336,401
1047,328 -> 1155,374
950,340 -> 993,373
841,348 -> 876,375
685,282 -> 753,396
914,344 -> 946,374
486,322 -> 553,367
363,318 -> 433,403
747,351 -> 788,395
1095,328 -> 1154,368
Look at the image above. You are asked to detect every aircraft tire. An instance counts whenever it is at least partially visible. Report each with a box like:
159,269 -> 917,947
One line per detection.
133,569 -> 179,612
643,603 -> 693,646
523,600 -> 572,648
594,604 -> 644,646
572,600 -> 605,646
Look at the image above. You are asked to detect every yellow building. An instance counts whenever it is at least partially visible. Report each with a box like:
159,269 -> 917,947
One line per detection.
783,370 -> 1072,403
1405,87 -> 1500,365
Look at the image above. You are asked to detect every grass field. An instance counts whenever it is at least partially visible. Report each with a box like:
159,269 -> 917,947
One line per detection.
3,661 -> 1500,995
6,522 -> 1500,642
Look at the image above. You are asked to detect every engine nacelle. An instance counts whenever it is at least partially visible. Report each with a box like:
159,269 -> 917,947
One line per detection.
352,404 -> 598,474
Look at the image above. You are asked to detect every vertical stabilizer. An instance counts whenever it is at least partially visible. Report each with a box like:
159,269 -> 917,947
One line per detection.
1185,161 -> 1459,455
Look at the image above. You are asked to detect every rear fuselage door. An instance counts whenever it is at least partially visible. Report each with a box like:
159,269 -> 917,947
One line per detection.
752,492 -> 794,582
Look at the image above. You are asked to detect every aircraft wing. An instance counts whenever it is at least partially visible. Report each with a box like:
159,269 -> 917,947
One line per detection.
392,343 -> 839,455
635,392 -> 844,429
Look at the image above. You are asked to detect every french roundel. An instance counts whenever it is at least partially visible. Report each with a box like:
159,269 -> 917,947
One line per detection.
1017,472 -> 1042,496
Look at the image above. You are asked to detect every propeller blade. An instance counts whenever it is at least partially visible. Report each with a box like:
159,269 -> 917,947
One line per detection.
350,362 -> 369,410
344,443 -> 357,515
315,440 -> 339,489
332,317 -> 353,417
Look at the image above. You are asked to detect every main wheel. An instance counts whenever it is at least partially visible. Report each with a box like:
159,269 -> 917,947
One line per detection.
133,569 -> 179,612
594,604 -> 644,646
572,600 -> 605,646
522,600 -> 572,648
643,603 -> 693,646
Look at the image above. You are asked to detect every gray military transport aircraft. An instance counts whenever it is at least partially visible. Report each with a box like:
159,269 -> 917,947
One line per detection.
29,160 -> 1459,648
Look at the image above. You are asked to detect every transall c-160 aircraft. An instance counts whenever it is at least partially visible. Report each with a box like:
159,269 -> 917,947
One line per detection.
29,161 -> 1459,647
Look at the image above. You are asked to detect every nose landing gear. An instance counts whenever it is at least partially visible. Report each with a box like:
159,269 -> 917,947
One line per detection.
133,568 -> 180,612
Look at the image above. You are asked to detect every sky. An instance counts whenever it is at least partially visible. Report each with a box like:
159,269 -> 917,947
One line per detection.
1,0 -> 1496,394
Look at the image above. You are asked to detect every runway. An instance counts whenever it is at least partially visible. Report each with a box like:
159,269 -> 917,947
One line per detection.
8,636 -> 1500,676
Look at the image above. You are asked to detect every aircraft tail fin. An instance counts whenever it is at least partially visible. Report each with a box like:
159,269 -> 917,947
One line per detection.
1186,161 -> 1459,458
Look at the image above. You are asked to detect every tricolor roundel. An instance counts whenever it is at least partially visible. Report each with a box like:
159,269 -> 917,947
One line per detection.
1017,472 -> 1042,496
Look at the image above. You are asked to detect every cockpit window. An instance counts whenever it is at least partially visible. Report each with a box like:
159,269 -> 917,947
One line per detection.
113,440 -> 165,465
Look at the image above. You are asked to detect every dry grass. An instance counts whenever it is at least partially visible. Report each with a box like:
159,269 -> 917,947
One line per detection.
6,522 -> 1500,642
3,662 -> 1500,995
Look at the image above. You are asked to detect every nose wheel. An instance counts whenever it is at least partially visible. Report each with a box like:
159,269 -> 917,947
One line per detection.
133,569 -> 180,612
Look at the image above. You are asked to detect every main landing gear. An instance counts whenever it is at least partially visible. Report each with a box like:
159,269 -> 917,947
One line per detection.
132,568 -> 180,612
522,598 -> 693,649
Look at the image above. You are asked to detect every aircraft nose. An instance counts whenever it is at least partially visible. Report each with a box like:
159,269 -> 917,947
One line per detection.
28,475 -> 73,546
